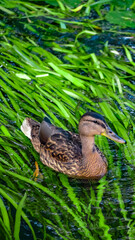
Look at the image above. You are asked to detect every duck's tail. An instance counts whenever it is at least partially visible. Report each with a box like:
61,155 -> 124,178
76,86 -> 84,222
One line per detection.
21,118 -> 41,152
21,118 -> 32,139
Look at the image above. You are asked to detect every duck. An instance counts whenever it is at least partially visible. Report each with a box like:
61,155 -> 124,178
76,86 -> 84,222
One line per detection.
21,112 -> 126,180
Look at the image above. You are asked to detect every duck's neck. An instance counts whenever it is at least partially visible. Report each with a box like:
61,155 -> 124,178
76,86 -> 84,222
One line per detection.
79,135 -> 107,179
80,135 -> 95,158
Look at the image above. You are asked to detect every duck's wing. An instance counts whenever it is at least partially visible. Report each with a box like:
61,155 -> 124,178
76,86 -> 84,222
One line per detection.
39,121 -> 82,162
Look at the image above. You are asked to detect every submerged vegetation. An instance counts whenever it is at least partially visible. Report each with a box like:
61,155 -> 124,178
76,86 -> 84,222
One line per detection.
0,0 -> 135,239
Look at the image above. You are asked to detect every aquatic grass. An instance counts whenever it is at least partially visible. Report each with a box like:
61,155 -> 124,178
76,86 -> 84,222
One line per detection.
0,217 -> 12,240
128,220 -> 135,240
0,188 -> 37,240
0,197 -> 11,235
0,36 -> 135,239
0,165 -> 95,239
0,41 -> 134,141
0,0 -> 135,239
59,174 -> 82,213
14,193 -> 27,240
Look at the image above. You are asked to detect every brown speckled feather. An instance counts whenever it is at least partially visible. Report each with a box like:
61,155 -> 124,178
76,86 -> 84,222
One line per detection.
45,131 -> 82,162
39,123 -> 84,177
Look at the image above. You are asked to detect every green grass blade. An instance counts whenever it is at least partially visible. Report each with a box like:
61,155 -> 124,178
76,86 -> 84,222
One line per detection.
14,192 -> 27,240
0,197 -> 11,234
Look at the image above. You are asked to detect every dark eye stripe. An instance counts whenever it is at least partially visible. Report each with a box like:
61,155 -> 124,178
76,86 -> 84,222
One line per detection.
84,119 -> 106,129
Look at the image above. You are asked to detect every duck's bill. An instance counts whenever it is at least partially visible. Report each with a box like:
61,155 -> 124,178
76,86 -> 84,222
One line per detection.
101,127 -> 126,144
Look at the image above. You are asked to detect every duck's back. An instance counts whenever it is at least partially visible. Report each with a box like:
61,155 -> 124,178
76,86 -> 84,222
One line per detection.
26,118 -> 82,175
42,129 -> 82,162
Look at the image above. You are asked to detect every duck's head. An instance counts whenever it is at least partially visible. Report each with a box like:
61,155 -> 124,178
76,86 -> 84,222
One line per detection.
79,112 -> 126,144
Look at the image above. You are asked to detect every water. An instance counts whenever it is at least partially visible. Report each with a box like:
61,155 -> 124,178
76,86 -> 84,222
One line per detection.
16,142 -> 135,240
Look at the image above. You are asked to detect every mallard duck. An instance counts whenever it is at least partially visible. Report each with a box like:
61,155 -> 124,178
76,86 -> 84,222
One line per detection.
21,112 -> 126,180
